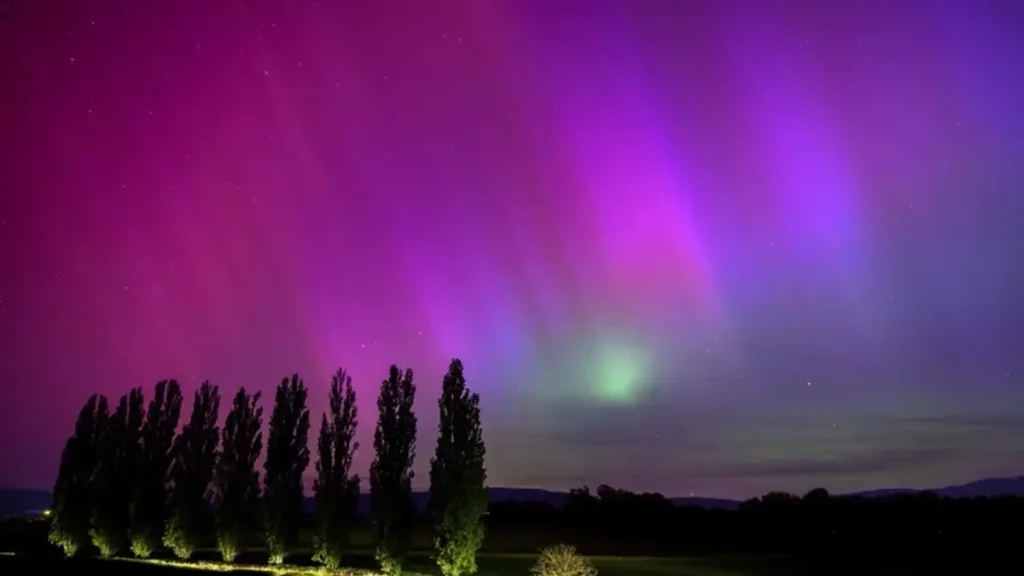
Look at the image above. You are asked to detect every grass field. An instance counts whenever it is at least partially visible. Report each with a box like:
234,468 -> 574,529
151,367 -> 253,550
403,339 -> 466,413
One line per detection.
0,551 -> 792,576
380,552 -> 791,576
115,554 -> 1020,576
192,547 -> 795,576
0,549 -> 1001,576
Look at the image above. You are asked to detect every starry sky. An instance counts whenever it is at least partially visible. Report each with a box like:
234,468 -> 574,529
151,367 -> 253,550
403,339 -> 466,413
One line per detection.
2,0 -> 1023,500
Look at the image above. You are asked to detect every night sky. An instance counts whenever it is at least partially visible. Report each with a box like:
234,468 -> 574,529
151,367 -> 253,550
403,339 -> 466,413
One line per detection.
2,0 -> 1023,499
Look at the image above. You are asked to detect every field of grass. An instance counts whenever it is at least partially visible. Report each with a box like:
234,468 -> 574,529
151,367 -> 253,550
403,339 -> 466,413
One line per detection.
0,518 -> 1010,575
1,521 -> 1011,576
0,549 -> 997,576
0,551 -> 792,576
390,552 -> 791,576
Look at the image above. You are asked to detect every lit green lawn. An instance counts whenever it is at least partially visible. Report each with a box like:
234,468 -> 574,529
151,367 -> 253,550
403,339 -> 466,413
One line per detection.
465,554 -> 789,576
463,554 -> 771,576
128,552 -> 790,576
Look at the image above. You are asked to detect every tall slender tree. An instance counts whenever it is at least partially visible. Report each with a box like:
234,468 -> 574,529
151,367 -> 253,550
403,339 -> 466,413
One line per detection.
164,382 -> 221,560
263,374 -> 311,564
214,387 -> 263,562
313,368 -> 360,569
370,365 -> 418,576
429,360 -> 488,576
49,394 -> 109,557
130,380 -> 184,557
90,387 -> 145,557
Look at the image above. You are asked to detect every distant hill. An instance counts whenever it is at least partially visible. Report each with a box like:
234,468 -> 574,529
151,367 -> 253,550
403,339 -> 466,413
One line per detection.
933,476 -> 1024,497
349,488 -> 743,515
671,496 -> 741,510
4,476 -> 1022,518
851,476 -> 1024,499
847,488 -> 919,498
0,489 -> 50,517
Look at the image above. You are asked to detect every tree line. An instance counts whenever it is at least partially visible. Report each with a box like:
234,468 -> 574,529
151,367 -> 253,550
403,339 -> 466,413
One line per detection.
47,359 -> 487,576
484,485 -> 1024,556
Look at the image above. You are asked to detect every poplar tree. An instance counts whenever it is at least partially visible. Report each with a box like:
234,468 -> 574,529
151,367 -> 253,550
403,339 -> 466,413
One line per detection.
429,360 -> 488,576
313,368 -> 360,569
164,382 -> 221,560
91,387 -> 145,557
130,380 -> 183,557
370,365 -> 418,576
49,394 -> 108,557
214,387 -> 263,562
264,374 -> 311,564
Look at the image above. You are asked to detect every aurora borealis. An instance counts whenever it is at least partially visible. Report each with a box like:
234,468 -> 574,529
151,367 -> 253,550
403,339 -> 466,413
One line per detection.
1,0 -> 1023,499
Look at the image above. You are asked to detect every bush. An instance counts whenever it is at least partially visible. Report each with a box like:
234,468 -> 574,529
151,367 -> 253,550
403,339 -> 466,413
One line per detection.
531,544 -> 598,576
217,533 -> 242,563
89,526 -> 121,558
162,518 -> 197,560
376,543 -> 404,576
129,533 -> 156,558
47,527 -> 81,558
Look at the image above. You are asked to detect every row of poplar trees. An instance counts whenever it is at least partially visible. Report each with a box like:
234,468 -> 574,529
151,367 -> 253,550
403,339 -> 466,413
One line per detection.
48,359 -> 488,576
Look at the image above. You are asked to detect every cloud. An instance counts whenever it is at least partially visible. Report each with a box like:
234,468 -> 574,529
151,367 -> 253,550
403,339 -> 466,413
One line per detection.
675,410 -> 1024,494
897,412 -> 1024,434
485,397 -> 1024,496
684,446 -> 960,481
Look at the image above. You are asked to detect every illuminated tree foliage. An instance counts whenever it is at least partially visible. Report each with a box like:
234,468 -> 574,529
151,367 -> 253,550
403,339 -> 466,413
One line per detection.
530,544 -> 597,576
370,365 -> 418,576
49,394 -> 108,557
130,380 -> 183,558
214,387 -> 263,562
90,387 -> 145,557
429,359 -> 488,576
164,382 -> 221,560
313,368 -> 361,569
263,374 -> 311,564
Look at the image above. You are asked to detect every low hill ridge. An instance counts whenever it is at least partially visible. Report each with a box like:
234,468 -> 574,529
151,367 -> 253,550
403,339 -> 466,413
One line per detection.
3,476 -> 1022,517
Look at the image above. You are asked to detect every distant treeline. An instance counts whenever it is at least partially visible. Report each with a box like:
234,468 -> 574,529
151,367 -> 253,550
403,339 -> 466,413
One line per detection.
9,486 -> 1024,558
482,485 -> 1024,555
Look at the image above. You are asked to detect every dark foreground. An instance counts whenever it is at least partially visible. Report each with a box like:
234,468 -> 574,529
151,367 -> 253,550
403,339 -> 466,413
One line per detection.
0,552 -> 1016,576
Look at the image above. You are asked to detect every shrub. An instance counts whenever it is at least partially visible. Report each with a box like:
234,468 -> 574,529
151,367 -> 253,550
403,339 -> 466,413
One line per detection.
47,526 -> 81,558
90,526 -> 121,558
376,544 -> 404,576
163,517 -> 197,560
531,544 -> 598,576
130,534 -> 156,558
217,532 -> 242,563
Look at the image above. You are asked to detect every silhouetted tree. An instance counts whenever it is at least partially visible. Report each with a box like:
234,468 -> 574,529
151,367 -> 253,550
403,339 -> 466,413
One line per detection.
429,359 -> 488,576
130,380 -> 183,558
90,387 -> 145,557
49,394 -> 108,557
370,365 -> 418,576
797,487 -> 832,551
214,387 -> 263,562
803,487 -> 830,503
313,368 -> 360,569
164,382 -> 220,560
564,486 -> 598,524
263,374 -> 310,564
